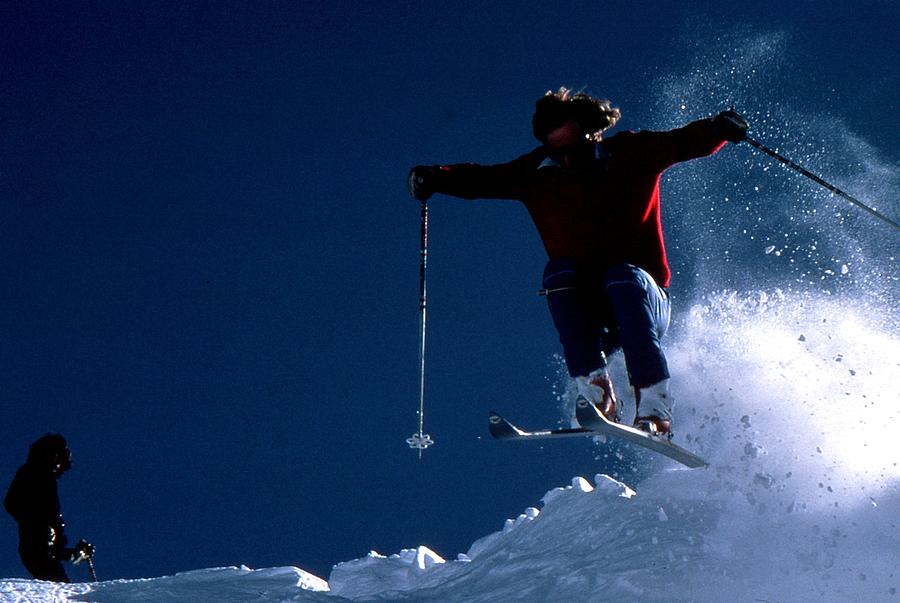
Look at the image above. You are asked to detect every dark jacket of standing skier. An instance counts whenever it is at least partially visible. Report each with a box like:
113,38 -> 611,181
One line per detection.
4,434 -> 93,582
408,87 -> 748,436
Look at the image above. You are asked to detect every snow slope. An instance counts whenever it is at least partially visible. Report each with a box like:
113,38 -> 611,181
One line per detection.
2,290 -> 898,602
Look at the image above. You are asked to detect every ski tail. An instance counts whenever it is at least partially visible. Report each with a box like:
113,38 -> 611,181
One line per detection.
488,411 -> 595,440
488,411 -> 525,440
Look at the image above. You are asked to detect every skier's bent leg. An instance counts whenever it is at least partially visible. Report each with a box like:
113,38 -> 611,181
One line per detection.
602,264 -> 672,420
542,260 -> 605,378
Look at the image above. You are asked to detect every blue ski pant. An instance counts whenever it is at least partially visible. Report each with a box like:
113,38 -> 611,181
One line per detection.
542,259 -> 671,388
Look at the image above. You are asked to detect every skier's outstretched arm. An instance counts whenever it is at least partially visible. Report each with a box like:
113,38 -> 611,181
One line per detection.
408,148 -> 545,202
637,110 -> 749,170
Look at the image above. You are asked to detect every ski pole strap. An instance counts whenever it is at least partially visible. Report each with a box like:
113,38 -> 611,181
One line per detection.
745,136 -> 900,232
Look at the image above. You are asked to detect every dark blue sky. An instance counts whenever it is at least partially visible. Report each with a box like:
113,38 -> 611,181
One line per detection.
2,0 -> 897,581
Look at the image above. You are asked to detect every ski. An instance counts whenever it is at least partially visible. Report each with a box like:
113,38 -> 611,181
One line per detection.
488,402 -> 708,469
488,411 -> 594,440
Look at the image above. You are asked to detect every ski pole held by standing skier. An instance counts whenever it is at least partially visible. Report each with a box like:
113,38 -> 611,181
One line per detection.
408,87 -> 748,438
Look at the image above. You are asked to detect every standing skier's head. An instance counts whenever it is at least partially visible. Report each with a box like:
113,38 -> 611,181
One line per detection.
27,433 -> 72,477
532,87 -> 621,146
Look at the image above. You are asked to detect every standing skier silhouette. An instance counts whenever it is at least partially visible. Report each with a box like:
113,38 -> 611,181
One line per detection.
408,87 -> 748,436
5,434 -> 94,582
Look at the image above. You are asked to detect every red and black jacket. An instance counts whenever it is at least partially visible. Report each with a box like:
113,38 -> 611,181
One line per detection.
429,118 -> 728,287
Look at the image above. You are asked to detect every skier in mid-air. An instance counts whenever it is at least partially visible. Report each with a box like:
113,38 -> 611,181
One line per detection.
408,87 -> 748,436
5,434 -> 94,582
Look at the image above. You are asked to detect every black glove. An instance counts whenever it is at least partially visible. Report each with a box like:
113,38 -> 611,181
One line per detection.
713,110 -> 749,143
408,165 -> 440,201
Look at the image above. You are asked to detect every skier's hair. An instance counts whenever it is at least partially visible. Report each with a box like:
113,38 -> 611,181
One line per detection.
532,87 -> 621,142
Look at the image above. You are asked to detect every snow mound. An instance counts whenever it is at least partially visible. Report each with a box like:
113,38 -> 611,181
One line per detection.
326,469 -> 898,602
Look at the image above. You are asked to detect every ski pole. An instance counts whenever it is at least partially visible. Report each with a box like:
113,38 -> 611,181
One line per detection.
86,557 -> 97,582
72,539 -> 97,581
406,200 -> 434,457
745,136 -> 900,232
